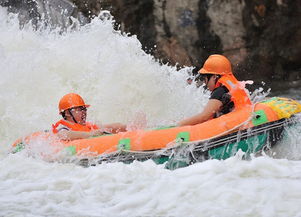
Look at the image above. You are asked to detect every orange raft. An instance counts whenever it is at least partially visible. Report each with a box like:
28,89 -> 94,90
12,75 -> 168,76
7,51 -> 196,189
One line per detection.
12,97 -> 301,158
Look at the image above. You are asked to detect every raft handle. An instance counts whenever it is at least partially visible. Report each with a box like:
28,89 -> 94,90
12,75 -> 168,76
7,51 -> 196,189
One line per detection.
255,114 -> 261,119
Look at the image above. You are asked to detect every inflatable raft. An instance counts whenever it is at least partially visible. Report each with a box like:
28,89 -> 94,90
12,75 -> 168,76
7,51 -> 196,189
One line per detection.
12,97 -> 301,168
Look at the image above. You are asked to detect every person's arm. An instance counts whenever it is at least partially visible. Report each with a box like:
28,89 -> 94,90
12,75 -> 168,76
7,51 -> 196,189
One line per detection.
102,123 -> 127,134
56,129 -> 104,140
56,123 -> 127,140
178,99 -> 223,126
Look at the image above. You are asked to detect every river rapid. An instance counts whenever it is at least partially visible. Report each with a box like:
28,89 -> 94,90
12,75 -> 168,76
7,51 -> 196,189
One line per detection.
1,8 -> 301,217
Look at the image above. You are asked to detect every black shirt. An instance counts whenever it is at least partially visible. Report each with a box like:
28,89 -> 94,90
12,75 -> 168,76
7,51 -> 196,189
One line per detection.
209,86 -> 234,117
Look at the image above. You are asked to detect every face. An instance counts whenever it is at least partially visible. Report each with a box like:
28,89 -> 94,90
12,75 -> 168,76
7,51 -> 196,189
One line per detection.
65,106 -> 87,125
204,75 -> 218,91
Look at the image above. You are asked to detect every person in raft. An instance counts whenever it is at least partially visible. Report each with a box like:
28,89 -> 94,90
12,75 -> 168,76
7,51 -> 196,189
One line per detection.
52,93 -> 126,140
178,54 -> 252,126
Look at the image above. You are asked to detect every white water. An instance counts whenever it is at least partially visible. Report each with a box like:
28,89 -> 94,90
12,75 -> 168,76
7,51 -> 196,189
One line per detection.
1,7 -> 301,217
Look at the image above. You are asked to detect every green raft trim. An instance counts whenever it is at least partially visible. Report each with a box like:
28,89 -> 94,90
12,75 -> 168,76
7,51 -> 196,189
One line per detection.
208,133 -> 267,160
64,146 -> 77,155
165,133 -> 268,170
252,110 -> 268,126
118,138 -> 131,150
176,131 -> 190,142
12,143 -> 25,153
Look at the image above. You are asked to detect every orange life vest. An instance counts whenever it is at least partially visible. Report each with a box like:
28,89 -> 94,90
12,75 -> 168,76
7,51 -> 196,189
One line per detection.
52,120 -> 99,134
214,74 -> 252,109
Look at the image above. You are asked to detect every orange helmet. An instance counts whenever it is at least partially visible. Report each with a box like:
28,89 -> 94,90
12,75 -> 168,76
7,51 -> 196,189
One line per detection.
199,54 -> 232,75
58,93 -> 90,114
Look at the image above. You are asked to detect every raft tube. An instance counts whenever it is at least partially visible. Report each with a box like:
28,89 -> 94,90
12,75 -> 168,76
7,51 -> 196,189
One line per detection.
12,97 -> 301,162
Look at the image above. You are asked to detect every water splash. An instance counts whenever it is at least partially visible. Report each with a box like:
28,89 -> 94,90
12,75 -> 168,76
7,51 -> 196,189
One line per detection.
271,114 -> 301,160
0,8 -> 205,156
1,7 -> 301,217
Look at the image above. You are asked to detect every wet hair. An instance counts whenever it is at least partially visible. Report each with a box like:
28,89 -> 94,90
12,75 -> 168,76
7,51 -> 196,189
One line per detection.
61,111 -> 67,120
195,73 -> 214,82
203,74 -> 221,82
203,74 -> 214,82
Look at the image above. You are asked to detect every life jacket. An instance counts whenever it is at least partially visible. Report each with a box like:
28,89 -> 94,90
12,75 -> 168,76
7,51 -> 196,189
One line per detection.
214,74 -> 252,110
52,119 -> 99,134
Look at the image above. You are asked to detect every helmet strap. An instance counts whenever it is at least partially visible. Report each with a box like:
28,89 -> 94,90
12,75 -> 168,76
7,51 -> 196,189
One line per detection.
214,75 -> 222,89
214,75 -> 221,84
66,109 -> 78,124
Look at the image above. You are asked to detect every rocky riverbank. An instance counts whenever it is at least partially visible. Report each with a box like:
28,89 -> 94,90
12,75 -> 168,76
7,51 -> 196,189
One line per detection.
71,0 -> 301,84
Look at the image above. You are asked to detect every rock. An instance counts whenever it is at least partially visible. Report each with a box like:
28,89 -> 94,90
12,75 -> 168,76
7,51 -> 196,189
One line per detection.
241,0 -> 301,82
154,36 -> 192,66
152,0 -> 198,66
69,0 -> 301,84
0,0 -> 87,29
0,0 -> 40,27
